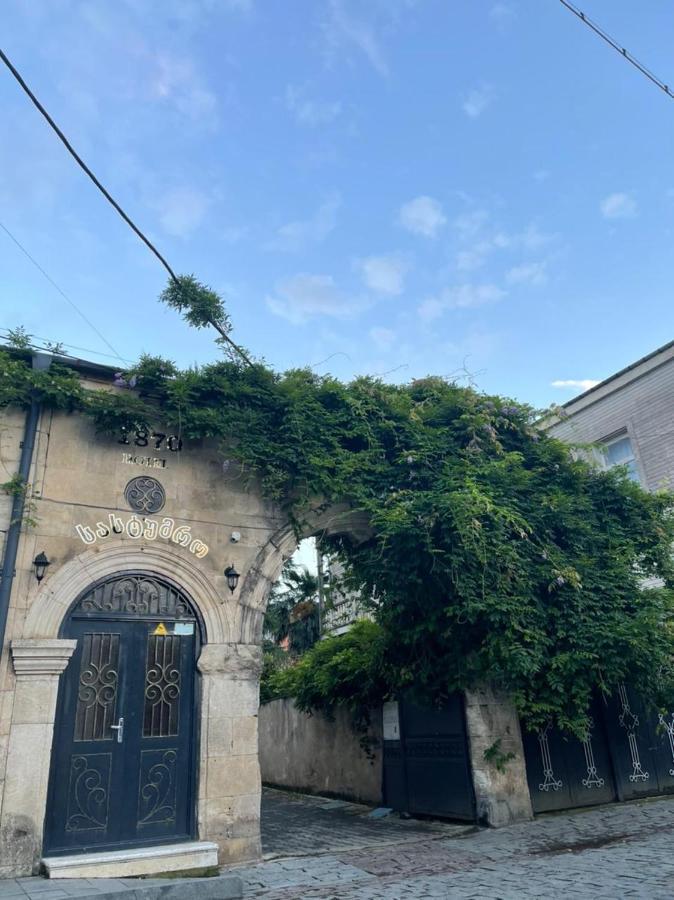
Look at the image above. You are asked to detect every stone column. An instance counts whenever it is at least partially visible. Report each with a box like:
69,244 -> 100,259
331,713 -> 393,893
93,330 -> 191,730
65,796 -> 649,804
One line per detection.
0,639 -> 76,876
464,685 -> 533,827
197,643 -> 262,865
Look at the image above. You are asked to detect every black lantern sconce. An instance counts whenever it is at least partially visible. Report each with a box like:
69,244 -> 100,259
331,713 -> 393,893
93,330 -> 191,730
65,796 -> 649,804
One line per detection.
224,565 -> 240,594
33,551 -> 51,583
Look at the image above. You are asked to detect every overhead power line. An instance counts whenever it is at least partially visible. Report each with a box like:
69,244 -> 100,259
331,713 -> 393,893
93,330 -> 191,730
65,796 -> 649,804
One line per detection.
0,48 -> 179,281
558,0 -> 674,102
0,220 -> 124,361
0,327 -> 134,364
0,46 -> 253,367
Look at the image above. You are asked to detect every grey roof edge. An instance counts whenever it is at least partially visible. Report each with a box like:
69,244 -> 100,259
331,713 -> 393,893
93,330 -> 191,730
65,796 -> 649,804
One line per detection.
1,343 -> 119,381
549,338 -> 674,423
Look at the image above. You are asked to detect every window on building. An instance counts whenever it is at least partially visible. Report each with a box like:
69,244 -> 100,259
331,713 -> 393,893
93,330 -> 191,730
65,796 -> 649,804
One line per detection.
602,434 -> 640,484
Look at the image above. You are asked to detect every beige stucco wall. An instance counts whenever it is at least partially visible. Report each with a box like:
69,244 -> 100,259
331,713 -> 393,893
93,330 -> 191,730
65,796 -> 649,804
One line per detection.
0,391 -> 298,875
259,699 -> 383,804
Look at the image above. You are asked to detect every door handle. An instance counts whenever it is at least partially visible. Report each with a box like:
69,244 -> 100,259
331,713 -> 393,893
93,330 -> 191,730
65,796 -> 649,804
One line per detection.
110,717 -> 124,744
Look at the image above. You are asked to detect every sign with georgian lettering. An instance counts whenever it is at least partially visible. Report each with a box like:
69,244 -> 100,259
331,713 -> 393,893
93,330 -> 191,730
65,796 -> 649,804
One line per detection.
74,513 -> 209,558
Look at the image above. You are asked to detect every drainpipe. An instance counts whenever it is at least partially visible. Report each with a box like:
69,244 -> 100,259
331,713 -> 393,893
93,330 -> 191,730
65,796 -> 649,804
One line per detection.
0,352 -> 52,658
316,541 -> 325,637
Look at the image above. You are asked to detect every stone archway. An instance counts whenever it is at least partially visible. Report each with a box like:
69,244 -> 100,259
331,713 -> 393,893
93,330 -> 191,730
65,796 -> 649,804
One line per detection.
22,542 -> 227,644
235,501 -> 372,645
1,503 -> 373,875
3,542 -> 263,873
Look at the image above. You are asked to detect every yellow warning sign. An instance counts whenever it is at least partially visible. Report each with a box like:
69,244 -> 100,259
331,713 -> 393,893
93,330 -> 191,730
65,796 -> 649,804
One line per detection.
152,623 -> 168,636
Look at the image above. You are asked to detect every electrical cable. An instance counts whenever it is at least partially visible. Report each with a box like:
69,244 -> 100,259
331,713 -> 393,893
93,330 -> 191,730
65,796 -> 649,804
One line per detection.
558,0 -> 674,102
0,48 -> 179,281
0,327 -> 134,364
0,220 -> 124,361
0,46 -> 253,366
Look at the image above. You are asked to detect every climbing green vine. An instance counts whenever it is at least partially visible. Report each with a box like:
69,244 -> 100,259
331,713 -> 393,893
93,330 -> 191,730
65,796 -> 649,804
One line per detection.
2,276 -> 674,738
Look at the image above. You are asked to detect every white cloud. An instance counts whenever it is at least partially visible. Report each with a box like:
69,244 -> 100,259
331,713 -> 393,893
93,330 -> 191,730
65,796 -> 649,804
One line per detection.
490,3 -> 515,23
451,211 -> 553,274
156,187 -> 210,237
370,326 -> 396,350
268,194 -> 341,252
600,192 -> 637,220
506,261 -> 547,286
551,379 -> 600,391
456,240 -> 493,272
322,0 -> 389,76
462,84 -> 494,118
398,195 -> 446,238
418,283 -> 505,322
266,273 -> 361,324
149,54 -> 217,121
358,255 -> 407,295
285,85 -> 342,126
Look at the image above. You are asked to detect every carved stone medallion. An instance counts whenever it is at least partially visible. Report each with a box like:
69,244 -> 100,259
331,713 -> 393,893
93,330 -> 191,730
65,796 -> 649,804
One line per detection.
124,476 -> 166,514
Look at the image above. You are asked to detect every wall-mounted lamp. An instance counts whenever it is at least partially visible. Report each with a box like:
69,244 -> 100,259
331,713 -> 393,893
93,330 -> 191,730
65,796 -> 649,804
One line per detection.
33,551 -> 51,583
224,565 -> 240,594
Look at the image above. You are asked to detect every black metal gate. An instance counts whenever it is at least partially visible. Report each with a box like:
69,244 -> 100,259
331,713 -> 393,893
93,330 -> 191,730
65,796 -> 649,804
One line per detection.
383,695 -> 476,822
44,573 -> 200,856
523,686 -> 674,814
523,696 -> 616,813
602,684 -> 674,800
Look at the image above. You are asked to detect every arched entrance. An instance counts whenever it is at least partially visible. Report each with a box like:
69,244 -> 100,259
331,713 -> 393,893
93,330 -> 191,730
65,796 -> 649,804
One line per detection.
43,572 -> 202,856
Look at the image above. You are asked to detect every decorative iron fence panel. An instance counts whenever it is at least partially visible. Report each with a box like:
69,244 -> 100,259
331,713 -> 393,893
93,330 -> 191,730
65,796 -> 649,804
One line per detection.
602,685 -> 674,800
524,688 -> 674,814
523,698 -> 616,814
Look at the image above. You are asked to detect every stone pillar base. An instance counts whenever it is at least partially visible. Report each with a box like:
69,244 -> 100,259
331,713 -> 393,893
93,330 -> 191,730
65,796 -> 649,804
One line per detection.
197,643 -> 263,865
0,639 -> 76,876
464,686 -> 533,827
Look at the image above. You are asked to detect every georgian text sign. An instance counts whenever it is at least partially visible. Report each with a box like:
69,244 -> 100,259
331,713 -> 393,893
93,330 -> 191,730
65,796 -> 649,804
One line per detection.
75,513 -> 209,558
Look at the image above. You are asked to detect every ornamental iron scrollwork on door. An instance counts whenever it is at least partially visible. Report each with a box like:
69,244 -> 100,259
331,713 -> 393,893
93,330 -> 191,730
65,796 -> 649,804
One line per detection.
65,753 -> 112,832
143,634 -> 182,737
618,684 -> 649,782
538,723 -> 563,792
124,476 -> 166,513
581,717 -> 605,789
75,575 -> 193,619
138,749 -> 178,827
657,712 -> 674,776
74,634 -> 120,742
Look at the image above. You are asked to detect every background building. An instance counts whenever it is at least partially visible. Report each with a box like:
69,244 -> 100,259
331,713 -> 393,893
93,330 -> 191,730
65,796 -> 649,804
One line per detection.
545,339 -> 674,491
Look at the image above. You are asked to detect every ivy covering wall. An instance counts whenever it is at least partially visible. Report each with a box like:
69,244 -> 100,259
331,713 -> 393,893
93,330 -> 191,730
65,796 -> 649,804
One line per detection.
3,277 -> 674,737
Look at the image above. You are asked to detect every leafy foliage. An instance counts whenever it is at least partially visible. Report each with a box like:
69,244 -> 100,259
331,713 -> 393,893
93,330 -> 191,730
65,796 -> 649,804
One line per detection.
160,275 -> 230,335
264,559 -> 320,655
160,275 -> 253,365
265,620 -> 390,730
3,284 -> 674,736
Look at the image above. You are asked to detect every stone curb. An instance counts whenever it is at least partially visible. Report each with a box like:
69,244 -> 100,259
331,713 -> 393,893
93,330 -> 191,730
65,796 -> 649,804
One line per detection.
6,875 -> 244,900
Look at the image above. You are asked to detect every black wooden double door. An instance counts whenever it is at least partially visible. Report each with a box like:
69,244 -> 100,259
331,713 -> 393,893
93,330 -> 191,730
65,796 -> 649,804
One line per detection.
45,578 -> 198,855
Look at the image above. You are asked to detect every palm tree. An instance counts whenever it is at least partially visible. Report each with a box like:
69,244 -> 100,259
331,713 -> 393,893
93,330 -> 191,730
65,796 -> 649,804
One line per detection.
264,560 -> 320,654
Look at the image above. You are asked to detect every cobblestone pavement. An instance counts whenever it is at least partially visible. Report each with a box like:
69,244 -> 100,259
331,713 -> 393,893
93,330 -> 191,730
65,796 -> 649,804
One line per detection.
3,792 -> 674,898
232,792 -> 674,898
260,788 -> 470,857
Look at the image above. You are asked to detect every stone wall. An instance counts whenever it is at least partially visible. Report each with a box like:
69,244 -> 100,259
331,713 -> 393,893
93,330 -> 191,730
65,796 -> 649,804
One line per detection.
0,405 -> 27,869
0,389 -> 289,875
258,699 -> 382,804
464,685 -> 533,827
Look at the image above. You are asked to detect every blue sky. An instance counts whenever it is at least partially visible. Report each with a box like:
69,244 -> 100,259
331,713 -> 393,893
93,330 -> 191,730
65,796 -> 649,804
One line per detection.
2,0 -> 674,408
